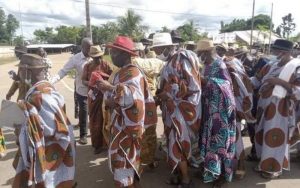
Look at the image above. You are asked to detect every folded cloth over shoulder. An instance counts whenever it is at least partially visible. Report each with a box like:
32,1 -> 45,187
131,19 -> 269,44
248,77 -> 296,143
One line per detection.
272,58 -> 300,98
0,100 -> 26,128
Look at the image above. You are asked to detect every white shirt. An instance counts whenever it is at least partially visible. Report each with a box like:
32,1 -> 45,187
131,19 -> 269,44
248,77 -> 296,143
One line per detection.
51,52 -> 90,96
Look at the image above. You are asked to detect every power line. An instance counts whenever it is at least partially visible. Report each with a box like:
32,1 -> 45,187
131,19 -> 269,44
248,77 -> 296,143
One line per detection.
70,0 -> 239,19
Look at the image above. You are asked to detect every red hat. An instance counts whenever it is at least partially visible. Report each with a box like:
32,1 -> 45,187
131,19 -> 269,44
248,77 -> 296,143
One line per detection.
106,36 -> 138,56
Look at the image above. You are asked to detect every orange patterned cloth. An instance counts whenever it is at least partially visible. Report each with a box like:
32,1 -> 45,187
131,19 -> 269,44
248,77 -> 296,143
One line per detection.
159,50 -> 202,172
108,64 -> 157,187
13,81 -> 75,188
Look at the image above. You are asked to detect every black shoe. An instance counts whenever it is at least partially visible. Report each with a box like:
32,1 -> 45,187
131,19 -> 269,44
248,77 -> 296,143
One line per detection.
78,137 -> 88,145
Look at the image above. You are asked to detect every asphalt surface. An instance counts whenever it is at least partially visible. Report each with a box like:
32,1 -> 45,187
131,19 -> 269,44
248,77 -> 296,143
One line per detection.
0,53 -> 299,188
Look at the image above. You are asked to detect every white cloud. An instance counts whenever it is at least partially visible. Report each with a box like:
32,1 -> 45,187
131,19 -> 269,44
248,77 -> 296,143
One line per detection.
0,0 -> 299,39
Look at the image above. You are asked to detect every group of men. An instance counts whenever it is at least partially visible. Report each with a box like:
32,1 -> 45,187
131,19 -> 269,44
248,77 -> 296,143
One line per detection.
1,30 -> 300,188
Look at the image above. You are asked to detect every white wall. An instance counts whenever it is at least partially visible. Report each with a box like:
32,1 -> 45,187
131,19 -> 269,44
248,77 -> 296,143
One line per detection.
0,46 -> 14,58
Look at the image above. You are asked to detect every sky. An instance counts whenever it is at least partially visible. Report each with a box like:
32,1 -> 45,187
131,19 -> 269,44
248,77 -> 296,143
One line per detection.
0,0 -> 299,39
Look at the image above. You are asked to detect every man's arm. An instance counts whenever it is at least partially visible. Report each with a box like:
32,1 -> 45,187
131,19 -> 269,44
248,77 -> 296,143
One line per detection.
50,56 -> 76,84
6,81 -> 19,100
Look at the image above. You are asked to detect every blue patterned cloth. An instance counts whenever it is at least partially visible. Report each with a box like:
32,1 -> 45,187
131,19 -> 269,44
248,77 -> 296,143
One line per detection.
200,58 -> 236,183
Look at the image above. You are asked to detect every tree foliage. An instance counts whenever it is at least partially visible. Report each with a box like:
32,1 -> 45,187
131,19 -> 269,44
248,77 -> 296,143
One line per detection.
177,20 -> 208,41
0,9 -> 20,44
220,14 -> 273,33
117,9 -> 148,41
279,13 -> 296,39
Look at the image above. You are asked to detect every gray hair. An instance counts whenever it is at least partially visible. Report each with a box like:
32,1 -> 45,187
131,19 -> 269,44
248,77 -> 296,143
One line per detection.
81,38 -> 92,46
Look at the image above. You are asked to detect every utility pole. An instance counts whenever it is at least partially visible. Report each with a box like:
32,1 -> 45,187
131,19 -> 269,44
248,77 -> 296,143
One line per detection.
18,0 -> 24,45
85,0 -> 92,41
268,3 -> 274,54
250,0 -> 255,48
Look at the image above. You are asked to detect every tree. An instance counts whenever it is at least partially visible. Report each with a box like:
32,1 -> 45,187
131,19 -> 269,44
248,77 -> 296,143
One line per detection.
13,36 -> 24,46
220,14 -> 273,33
97,22 -> 119,44
0,8 -> 8,43
279,13 -> 296,39
159,26 -> 171,33
34,27 -> 55,43
177,20 -> 208,42
54,26 -> 83,44
6,14 -> 19,43
117,9 -> 148,41
275,26 -> 282,37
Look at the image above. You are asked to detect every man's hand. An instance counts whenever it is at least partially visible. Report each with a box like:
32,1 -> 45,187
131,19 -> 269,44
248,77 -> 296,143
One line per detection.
157,91 -> 170,101
97,80 -> 115,92
265,77 -> 280,86
6,94 -> 11,100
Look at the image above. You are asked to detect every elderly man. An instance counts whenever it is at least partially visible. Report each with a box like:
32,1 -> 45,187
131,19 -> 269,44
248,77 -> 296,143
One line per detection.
6,46 -> 29,101
158,49 -> 201,187
252,39 -> 300,179
197,40 -> 236,187
98,36 -> 157,188
82,45 -> 112,154
151,33 -> 176,62
13,54 -> 75,188
51,38 -> 92,145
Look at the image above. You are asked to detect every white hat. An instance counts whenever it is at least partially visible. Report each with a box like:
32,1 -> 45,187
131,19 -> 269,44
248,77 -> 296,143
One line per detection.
196,40 -> 214,51
151,33 -> 175,48
186,41 -> 196,45
134,42 -> 145,51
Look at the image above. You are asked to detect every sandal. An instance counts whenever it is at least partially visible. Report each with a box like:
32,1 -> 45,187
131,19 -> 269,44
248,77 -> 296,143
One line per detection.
253,166 -> 261,173
148,161 -> 159,169
261,172 -> 281,179
235,170 -> 246,180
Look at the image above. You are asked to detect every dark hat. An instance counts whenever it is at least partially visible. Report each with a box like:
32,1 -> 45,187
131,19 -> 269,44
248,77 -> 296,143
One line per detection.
106,36 -> 138,56
14,46 -> 27,54
170,30 -> 184,43
17,54 -> 47,69
271,39 -> 294,51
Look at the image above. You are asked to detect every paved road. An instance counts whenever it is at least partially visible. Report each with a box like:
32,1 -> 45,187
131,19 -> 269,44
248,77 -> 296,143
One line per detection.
0,53 -> 299,188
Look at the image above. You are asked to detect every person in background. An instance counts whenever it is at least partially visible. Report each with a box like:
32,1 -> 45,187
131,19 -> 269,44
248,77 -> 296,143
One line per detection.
6,46 -> 28,101
82,45 -> 112,154
133,43 -> 165,170
51,38 -> 93,145
215,42 -> 228,59
37,47 -> 53,80
13,54 -> 75,188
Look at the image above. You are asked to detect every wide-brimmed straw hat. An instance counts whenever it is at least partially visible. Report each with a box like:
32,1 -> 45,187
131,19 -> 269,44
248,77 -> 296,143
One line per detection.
106,36 -> 137,56
196,40 -> 214,51
151,33 -> 176,48
89,45 -> 104,57
216,42 -> 229,51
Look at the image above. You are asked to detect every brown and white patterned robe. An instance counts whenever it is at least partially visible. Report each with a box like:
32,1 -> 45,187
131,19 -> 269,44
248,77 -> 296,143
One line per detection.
108,64 -> 157,187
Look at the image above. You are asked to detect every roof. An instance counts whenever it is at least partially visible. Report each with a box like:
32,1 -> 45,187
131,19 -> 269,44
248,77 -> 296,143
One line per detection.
213,30 -> 281,45
26,44 -> 75,49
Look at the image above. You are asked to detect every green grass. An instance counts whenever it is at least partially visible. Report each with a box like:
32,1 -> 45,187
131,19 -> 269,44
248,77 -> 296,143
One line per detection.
0,56 -> 18,65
